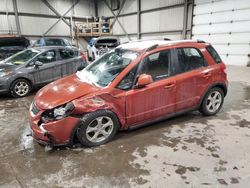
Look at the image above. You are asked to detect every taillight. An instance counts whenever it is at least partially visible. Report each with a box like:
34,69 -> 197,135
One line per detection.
80,51 -> 87,62
221,63 -> 227,74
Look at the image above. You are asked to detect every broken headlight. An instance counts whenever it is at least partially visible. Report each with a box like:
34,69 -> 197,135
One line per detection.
41,102 -> 75,122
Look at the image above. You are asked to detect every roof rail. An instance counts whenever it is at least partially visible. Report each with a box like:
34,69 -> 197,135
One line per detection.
146,44 -> 159,52
197,39 -> 205,43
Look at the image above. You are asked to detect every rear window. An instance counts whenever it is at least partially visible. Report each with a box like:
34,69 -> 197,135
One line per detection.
96,39 -> 117,44
45,39 -> 66,46
206,45 -> 222,64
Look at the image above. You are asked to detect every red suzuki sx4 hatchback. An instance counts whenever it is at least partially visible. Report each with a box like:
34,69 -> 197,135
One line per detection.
29,40 -> 228,147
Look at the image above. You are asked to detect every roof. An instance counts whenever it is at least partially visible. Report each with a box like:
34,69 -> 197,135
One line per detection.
30,46 -> 78,51
119,39 -> 207,51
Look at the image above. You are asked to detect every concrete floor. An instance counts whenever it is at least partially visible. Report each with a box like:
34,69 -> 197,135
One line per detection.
0,66 -> 250,188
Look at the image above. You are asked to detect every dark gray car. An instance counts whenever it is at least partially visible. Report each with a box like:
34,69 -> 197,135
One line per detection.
0,46 -> 87,97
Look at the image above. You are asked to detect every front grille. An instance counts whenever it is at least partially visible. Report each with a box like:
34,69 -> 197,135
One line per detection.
31,102 -> 40,115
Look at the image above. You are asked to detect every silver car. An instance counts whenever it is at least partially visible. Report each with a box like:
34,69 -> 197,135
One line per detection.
0,46 -> 87,97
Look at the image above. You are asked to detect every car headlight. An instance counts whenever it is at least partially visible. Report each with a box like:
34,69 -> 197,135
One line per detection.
41,102 -> 75,122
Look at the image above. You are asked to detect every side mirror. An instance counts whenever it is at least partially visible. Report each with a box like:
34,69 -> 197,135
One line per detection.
34,61 -> 43,67
136,74 -> 153,88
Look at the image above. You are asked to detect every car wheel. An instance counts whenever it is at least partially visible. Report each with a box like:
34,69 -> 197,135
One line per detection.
77,110 -> 120,147
199,87 -> 224,116
10,79 -> 31,98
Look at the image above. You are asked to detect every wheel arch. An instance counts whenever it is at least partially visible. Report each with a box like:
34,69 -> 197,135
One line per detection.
10,77 -> 33,89
198,82 -> 227,108
68,109 -> 123,146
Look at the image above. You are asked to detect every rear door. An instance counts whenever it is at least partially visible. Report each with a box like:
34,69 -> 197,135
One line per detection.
58,48 -> 83,77
29,50 -> 59,85
173,47 -> 211,111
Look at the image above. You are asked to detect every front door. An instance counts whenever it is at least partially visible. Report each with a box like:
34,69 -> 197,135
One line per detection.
125,49 -> 176,126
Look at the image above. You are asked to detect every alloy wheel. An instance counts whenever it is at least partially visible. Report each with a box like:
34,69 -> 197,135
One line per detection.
85,116 -> 114,143
206,91 -> 222,113
14,81 -> 29,96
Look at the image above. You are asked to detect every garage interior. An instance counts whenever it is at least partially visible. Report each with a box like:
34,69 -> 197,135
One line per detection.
0,0 -> 250,187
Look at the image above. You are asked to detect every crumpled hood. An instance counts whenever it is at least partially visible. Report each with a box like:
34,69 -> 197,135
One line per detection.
35,74 -> 99,110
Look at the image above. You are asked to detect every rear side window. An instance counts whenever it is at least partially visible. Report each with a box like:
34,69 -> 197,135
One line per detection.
59,49 -> 74,59
206,45 -> 222,64
37,50 -> 56,64
176,47 -> 205,73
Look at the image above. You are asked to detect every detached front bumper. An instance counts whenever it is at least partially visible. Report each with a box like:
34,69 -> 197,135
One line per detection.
29,111 -> 80,146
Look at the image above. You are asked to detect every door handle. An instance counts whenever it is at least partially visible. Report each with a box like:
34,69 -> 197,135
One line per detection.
164,83 -> 175,89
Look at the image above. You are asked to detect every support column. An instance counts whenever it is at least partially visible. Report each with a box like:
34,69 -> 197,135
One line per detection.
12,0 -> 21,36
182,0 -> 188,39
137,0 -> 141,39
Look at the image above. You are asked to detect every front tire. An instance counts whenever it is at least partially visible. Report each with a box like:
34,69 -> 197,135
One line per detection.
199,87 -> 224,116
77,110 -> 120,147
10,79 -> 31,98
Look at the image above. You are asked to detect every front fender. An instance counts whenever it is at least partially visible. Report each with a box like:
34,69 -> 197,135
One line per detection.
72,95 -> 126,129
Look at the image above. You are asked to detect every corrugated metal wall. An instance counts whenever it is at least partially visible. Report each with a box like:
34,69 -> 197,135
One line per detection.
192,0 -> 250,66
98,0 -> 193,43
0,0 -> 95,37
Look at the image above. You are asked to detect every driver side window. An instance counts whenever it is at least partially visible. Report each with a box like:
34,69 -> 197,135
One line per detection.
140,50 -> 170,81
37,50 -> 56,64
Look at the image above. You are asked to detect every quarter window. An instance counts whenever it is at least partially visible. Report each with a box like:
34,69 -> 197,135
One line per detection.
59,49 -> 75,59
140,50 -> 170,81
206,45 -> 222,64
176,47 -> 205,73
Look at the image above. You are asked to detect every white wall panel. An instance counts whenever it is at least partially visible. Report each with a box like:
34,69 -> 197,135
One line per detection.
141,7 -> 184,33
141,0 -> 184,11
192,0 -> 250,66
0,0 -> 95,37
120,0 -> 137,14
192,33 -> 250,44
0,15 -> 16,33
194,9 -> 250,24
19,16 -> 70,36
111,15 -> 137,35
97,0 -> 113,17
193,21 -> 250,35
194,0 -> 250,15
0,0 -> 14,12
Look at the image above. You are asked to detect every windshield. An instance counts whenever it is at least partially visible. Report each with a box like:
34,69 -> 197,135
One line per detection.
76,49 -> 139,87
3,49 -> 40,65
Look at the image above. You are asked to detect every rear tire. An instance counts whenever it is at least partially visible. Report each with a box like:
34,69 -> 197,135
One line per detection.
10,79 -> 31,98
199,87 -> 224,116
77,110 -> 119,147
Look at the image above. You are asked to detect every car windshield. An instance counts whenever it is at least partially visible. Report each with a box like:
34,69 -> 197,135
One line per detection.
76,49 -> 139,87
2,49 -> 40,65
